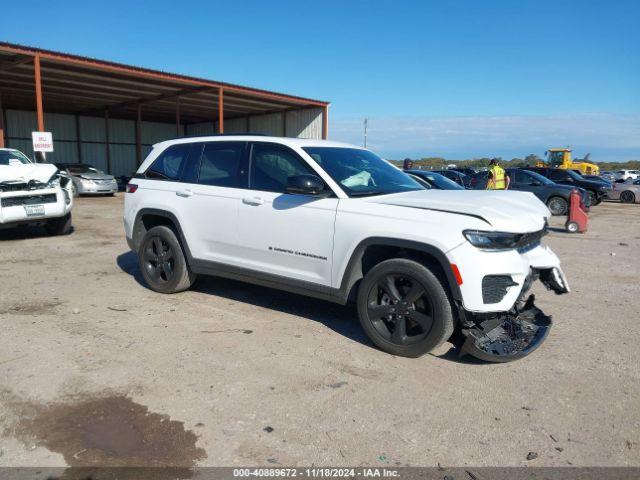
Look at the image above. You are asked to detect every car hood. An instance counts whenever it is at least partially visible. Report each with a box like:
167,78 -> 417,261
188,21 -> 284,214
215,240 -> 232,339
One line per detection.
74,172 -> 114,180
364,190 -> 549,232
0,163 -> 58,184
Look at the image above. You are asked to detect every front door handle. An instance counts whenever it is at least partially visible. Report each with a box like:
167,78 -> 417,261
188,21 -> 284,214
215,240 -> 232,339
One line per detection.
242,196 -> 264,206
176,189 -> 193,198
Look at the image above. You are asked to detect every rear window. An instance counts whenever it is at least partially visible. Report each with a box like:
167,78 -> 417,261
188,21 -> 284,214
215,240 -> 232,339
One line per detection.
146,144 -> 192,180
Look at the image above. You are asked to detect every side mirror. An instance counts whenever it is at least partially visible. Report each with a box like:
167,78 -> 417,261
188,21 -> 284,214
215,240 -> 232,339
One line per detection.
286,174 -> 325,195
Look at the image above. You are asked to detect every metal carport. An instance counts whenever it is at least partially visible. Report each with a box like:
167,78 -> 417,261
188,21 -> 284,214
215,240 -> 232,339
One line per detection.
0,42 -> 329,176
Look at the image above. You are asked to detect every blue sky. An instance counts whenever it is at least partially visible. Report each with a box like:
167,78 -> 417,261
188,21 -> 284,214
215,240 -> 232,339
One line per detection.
2,0 -> 638,160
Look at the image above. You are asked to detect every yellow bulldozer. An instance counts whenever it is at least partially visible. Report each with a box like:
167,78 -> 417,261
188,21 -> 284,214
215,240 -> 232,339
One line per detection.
535,148 -> 600,175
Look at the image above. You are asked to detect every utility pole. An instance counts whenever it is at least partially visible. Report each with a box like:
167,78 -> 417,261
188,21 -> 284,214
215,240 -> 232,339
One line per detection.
364,118 -> 368,148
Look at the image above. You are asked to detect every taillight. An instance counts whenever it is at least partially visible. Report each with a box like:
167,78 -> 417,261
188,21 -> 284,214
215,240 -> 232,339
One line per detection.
126,183 -> 138,193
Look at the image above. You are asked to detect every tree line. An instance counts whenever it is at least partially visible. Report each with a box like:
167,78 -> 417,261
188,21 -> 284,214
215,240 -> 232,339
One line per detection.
390,155 -> 640,171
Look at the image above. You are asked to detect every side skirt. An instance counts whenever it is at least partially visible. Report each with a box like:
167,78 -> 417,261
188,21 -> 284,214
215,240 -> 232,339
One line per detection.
190,259 -> 347,305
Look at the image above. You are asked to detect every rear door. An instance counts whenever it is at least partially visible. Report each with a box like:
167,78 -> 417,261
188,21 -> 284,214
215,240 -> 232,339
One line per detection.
174,141 -> 248,263
235,142 -> 338,286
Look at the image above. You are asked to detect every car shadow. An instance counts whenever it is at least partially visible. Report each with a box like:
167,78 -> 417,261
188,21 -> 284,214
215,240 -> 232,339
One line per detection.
116,251 -> 372,349
0,226 -> 75,240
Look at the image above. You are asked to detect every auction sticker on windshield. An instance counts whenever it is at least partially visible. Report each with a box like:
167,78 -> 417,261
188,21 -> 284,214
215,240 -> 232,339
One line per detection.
25,205 -> 45,217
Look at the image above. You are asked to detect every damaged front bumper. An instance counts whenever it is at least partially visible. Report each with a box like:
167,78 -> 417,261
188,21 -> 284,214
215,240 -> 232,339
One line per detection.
458,267 -> 570,362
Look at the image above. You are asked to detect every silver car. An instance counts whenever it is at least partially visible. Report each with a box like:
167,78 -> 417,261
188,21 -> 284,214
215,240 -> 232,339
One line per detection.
56,163 -> 118,195
609,178 -> 640,204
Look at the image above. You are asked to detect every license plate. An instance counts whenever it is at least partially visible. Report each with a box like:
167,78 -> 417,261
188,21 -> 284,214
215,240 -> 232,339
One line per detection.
24,205 -> 45,217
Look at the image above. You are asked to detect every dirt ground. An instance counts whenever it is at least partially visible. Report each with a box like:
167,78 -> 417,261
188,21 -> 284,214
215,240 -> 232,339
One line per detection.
0,195 -> 638,468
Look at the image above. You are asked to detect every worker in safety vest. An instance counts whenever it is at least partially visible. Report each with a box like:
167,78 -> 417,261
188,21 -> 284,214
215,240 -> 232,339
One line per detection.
486,158 -> 510,190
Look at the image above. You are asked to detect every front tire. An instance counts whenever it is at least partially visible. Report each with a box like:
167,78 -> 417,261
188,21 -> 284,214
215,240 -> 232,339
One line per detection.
138,225 -> 196,294
620,191 -> 636,204
357,258 -> 455,358
45,213 -> 72,236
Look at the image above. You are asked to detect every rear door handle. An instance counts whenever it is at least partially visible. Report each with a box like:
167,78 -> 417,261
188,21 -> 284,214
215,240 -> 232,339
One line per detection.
176,189 -> 193,198
242,196 -> 264,206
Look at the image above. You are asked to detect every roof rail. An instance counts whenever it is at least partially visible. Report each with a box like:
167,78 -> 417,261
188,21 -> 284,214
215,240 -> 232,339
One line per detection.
175,133 -> 271,140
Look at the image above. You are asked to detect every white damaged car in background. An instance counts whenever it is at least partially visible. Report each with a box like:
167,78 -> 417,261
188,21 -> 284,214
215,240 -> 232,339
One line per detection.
0,148 -> 74,235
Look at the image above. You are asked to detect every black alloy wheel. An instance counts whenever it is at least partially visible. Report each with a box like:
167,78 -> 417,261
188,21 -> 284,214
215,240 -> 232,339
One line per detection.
143,236 -> 175,284
366,274 -> 434,345
620,191 -> 636,204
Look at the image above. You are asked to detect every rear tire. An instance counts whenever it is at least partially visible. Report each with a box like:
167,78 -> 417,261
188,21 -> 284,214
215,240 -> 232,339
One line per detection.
357,258 -> 455,358
587,191 -> 598,206
45,213 -> 72,236
546,196 -> 568,216
138,225 -> 196,294
620,191 -> 636,204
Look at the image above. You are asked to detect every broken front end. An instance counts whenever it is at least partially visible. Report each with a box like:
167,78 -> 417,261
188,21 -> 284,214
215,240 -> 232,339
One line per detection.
449,235 -> 570,363
458,267 -> 569,362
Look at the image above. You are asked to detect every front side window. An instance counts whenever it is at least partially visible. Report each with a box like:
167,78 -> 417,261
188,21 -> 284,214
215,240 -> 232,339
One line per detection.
146,144 -> 191,180
0,150 -> 32,165
303,147 -> 424,197
250,143 -> 315,193
198,142 -> 245,188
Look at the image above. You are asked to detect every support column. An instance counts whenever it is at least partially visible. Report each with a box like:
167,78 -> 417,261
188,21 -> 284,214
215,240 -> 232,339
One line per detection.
0,93 -> 5,148
176,97 -> 181,137
135,104 -> 142,166
282,111 -> 287,137
105,110 -> 112,174
75,114 -> 82,163
218,87 -> 224,134
322,105 -> 329,140
34,53 -> 45,132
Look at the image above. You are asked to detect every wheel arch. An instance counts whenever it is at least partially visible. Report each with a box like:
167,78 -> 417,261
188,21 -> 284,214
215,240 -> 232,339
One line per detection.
132,208 -> 193,263
338,237 -> 463,306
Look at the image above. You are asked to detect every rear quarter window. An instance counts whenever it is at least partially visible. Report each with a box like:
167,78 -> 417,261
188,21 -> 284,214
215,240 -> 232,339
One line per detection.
146,144 -> 192,180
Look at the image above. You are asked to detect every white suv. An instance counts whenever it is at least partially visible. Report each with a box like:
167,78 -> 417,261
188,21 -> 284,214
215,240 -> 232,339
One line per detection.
615,170 -> 640,181
124,136 -> 569,362
0,148 -> 74,235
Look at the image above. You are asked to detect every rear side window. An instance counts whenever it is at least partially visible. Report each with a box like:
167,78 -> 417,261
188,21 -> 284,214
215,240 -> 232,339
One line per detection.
146,144 -> 192,180
197,142 -> 246,188
249,143 -> 314,193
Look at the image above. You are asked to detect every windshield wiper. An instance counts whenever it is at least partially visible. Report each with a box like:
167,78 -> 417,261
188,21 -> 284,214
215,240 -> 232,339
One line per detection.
349,191 -> 382,197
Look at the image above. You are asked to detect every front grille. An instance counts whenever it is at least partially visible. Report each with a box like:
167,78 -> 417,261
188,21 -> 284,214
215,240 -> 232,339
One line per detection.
482,275 -> 519,304
1,194 -> 58,208
0,182 -> 28,192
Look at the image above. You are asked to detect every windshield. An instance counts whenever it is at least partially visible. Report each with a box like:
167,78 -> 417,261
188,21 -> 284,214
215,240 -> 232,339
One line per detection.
415,171 -> 464,190
66,164 -> 101,174
0,150 -> 32,165
303,147 -> 424,197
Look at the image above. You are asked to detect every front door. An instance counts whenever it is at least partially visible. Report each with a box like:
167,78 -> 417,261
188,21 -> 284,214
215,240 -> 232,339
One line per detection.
236,142 -> 338,286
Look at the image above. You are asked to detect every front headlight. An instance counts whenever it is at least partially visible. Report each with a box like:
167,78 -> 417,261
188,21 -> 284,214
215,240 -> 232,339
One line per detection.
46,176 -> 61,188
463,230 -> 523,249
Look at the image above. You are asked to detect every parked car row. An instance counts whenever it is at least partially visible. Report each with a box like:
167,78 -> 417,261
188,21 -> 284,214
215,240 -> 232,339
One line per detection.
467,168 -> 591,215
403,164 -> 639,214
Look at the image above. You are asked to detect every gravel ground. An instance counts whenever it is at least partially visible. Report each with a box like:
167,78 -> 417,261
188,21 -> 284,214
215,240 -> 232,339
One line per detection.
0,195 -> 638,468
